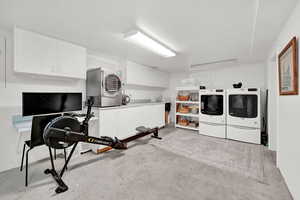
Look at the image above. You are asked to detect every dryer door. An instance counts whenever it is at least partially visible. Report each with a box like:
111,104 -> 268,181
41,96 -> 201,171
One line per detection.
227,92 -> 260,128
228,94 -> 257,118
199,92 -> 226,124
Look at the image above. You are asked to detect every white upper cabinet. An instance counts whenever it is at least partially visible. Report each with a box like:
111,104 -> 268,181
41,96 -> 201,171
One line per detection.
14,28 -> 57,75
14,27 -> 87,79
126,61 -> 169,88
56,40 -> 86,78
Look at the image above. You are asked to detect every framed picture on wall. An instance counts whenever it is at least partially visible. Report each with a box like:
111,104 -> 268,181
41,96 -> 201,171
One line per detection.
278,37 -> 298,95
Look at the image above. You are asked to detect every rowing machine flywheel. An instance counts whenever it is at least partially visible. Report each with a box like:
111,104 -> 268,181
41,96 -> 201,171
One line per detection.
43,116 -> 81,149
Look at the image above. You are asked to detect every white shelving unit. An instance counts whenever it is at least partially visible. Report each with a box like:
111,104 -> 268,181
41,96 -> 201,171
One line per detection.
175,86 -> 200,131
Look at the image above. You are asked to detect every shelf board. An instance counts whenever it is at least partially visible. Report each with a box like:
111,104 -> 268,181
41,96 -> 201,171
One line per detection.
176,87 -> 199,91
175,124 -> 199,131
176,101 -> 199,104
176,112 -> 199,117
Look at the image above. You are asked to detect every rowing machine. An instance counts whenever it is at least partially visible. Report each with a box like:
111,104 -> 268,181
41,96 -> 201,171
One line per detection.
43,98 -> 162,194
43,98 -> 127,193
96,126 -> 162,154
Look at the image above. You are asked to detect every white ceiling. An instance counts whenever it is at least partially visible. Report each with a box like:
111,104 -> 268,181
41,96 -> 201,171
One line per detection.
0,0 -> 298,72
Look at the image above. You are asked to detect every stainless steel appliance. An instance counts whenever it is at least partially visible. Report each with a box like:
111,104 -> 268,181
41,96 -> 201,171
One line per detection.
86,68 -> 122,107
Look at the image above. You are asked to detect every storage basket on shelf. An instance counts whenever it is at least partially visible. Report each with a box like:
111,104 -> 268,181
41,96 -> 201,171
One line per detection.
178,118 -> 189,126
178,105 -> 190,113
189,121 -> 199,128
190,93 -> 199,101
177,95 -> 190,101
190,105 -> 199,114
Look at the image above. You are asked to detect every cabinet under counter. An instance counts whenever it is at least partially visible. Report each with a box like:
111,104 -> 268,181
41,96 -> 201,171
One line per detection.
89,103 -> 165,153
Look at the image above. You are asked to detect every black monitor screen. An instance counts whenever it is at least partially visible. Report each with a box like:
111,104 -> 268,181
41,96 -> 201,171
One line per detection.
22,93 -> 82,116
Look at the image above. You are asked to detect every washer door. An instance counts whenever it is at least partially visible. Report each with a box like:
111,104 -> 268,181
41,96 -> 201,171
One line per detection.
226,90 -> 260,128
103,74 -> 121,97
228,94 -> 257,118
201,95 -> 224,116
199,92 -> 225,124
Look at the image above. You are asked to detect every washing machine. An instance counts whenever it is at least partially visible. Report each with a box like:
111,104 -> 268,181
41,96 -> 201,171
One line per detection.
199,89 -> 226,138
226,88 -> 261,144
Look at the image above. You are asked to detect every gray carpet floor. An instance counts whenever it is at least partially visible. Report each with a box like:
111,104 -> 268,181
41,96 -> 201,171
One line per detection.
155,129 -> 265,182
0,127 -> 293,200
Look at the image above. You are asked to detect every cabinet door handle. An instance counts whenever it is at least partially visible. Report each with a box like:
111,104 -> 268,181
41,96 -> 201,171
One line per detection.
228,124 -> 259,130
199,121 -> 224,126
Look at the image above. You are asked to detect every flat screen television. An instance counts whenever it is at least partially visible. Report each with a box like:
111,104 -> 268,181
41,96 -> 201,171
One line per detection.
22,92 -> 82,116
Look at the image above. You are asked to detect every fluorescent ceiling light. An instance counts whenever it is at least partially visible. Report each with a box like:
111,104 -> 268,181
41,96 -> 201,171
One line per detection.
190,58 -> 238,71
124,30 -> 176,58
190,58 -> 238,68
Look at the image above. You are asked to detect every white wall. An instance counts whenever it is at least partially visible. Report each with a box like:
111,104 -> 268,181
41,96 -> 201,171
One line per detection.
167,63 -> 267,124
267,2 -> 300,199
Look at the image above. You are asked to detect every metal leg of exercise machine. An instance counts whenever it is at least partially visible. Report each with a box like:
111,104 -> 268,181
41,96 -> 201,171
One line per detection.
43,130 -> 127,194
44,142 -> 79,193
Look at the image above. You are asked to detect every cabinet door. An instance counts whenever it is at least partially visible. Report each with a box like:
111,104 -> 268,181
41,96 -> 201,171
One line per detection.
14,28 -> 57,75
149,69 -> 169,88
98,105 -> 165,146
126,61 -> 149,86
99,109 -> 119,138
126,61 -> 168,88
156,71 -> 169,88
118,107 -> 139,139
57,41 -> 87,79
145,104 -> 165,128
118,105 -> 165,139
156,104 -> 165,127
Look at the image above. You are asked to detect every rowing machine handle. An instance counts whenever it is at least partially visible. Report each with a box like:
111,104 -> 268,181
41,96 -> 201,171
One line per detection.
82,97 -> 94,126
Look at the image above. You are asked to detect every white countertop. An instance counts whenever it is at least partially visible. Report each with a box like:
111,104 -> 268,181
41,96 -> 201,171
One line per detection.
98,102 -> 166,110
13,103 -> 168,133
13,116 -> 99,134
